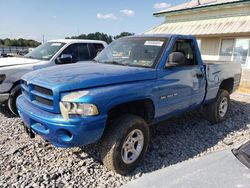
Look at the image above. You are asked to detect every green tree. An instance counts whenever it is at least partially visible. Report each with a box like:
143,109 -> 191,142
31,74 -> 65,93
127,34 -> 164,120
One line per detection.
114,32 -> 134,40
67,32 -> 113,44
66,32 -> 135,44
0,38 -> 40,47
4,38 -> 12,46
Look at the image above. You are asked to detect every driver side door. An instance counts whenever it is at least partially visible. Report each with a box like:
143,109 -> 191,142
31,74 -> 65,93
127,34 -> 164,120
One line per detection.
155,38 -> 204,120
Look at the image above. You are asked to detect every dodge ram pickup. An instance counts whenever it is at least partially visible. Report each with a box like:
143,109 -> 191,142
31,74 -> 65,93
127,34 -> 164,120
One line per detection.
17,34 -> 241,174
0,39 -> 107,115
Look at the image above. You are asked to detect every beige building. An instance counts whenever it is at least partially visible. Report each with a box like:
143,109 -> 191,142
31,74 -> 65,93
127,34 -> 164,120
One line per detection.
146,0 -> 250,93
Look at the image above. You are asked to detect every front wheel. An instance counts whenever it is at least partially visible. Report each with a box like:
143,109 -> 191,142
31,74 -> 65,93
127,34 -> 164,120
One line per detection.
100,114 -> 150,175
202,89 -> 230,124
8,85 -> 21,116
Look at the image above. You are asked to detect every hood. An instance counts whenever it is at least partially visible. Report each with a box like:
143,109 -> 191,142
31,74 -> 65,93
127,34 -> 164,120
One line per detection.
0,57 -> 41,67
23,61 -> 157,92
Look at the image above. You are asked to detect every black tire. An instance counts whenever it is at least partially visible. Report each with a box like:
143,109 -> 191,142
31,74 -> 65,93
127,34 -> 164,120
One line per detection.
8,85 -> 21,116
100,114 -> 150,175
202,89 -> 230,124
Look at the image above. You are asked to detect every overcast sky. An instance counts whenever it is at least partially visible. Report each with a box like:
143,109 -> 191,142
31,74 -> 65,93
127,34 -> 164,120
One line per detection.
0,0 -> 188,42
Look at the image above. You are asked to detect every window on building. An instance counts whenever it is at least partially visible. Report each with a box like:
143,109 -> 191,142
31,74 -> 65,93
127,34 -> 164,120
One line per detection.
220,39 -> 234,61
234,39 -> 249,63
220,38 -> 249,65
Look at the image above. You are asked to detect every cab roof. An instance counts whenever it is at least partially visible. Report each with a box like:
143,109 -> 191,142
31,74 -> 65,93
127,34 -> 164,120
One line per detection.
47,39 -> 107,46
121,34 -> 196,40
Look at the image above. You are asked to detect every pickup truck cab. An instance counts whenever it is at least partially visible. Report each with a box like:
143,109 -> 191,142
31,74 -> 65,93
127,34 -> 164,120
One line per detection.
0,39 -> 107,115
17,34 -> 241,174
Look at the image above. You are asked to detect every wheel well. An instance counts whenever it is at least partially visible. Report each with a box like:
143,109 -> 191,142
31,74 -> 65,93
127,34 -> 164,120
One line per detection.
9,80 -> 21,94
107,99 -> 155,124
219,78 -> 234,94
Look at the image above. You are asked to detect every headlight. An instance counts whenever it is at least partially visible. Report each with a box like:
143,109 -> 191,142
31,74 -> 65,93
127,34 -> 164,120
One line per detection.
60,101 -> 99,121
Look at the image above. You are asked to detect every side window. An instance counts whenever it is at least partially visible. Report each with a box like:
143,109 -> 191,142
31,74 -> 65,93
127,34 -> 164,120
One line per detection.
77,43 -> 91,61
61,44 -> 78,63
169,39 -> 197,66
60,43 -> 91,63
89,43 -> 105,57
94,43 -> 104,52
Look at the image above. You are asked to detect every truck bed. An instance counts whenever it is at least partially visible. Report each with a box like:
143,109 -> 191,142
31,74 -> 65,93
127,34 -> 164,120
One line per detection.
203,60 -> 241,103
204,60 -> 240,65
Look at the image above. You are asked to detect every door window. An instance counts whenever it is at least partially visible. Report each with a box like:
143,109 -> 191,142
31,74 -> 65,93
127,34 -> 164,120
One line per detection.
88,43 -> 105,57
60,43 -> 91,63
168,39 -> 197,66
93,43 -> 104,53
78,44 -> 91,61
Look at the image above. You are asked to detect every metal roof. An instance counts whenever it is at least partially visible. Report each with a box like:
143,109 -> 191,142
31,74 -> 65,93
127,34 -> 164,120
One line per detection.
154,0 -> 247,16
145,15 -> 250,36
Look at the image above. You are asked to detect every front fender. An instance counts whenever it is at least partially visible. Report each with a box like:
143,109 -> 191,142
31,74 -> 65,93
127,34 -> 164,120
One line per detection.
0,65 -> 34,93
60,80 -> 157,115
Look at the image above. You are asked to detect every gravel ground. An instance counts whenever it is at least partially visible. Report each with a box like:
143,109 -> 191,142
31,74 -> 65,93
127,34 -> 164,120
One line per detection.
0,92 -> 250,188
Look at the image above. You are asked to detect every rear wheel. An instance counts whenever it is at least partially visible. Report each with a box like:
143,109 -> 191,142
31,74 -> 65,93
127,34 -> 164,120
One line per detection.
100,114 -> 150,175
8,85 -> 21,116
202,89 -> 230,124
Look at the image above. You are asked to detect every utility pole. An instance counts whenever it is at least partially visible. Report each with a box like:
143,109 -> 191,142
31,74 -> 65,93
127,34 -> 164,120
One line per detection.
42,35 -> 45,43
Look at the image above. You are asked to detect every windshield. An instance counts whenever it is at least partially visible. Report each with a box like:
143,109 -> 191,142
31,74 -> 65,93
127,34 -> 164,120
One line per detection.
25,42 -> 66,60
94,37 -> 167,68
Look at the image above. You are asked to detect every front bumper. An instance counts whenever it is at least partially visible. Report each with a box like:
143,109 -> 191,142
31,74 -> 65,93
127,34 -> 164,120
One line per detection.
0,93 -> 9,103
17,95 -> 107,148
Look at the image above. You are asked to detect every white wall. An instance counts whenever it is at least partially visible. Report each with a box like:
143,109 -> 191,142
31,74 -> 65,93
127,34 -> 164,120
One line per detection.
200,38 -> 220,61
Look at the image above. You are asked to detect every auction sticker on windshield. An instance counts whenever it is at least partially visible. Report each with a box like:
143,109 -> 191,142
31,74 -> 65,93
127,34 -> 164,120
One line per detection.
144,41 -> 164,46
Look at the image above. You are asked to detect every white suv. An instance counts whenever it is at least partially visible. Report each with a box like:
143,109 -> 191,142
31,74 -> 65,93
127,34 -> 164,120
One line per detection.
0,39 -> 107,115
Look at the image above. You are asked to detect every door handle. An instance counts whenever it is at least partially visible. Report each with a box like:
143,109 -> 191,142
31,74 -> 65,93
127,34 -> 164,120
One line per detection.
196,73 -> 204,78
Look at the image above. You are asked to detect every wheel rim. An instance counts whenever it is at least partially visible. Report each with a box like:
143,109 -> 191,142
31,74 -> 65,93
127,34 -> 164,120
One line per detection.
219,97 -> 228,118
121,129 -> 144,164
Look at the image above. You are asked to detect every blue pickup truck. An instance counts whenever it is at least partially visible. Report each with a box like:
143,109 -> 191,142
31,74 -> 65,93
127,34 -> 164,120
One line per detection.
17,34 -> 241,174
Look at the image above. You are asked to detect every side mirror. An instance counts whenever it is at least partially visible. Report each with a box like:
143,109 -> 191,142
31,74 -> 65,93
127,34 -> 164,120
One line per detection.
56,54 -> 73,64
166,52 -> 186,67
